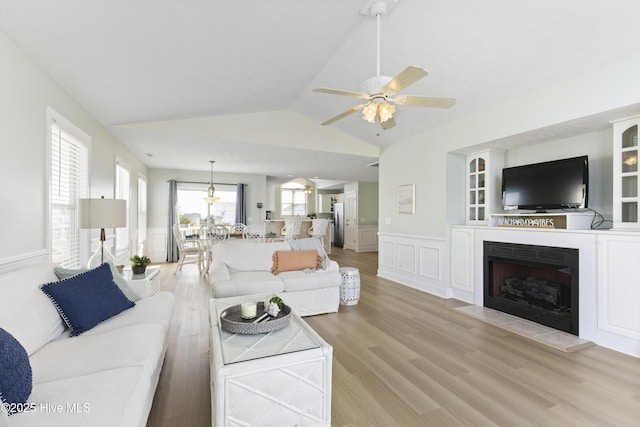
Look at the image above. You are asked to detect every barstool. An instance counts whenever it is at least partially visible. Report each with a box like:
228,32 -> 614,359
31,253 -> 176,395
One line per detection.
307,218 -> 329,245
280,217 -> 302,241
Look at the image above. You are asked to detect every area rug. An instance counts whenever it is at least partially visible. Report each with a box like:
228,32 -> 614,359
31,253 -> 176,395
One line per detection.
454,305 -> 593,352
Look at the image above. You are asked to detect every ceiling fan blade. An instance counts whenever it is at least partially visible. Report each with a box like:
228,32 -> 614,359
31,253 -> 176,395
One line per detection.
402,95 -> 456,108
321,103 -> 368,126
313,88 -> 368,98
380,116 -> 396,130
382,66 -> 428,94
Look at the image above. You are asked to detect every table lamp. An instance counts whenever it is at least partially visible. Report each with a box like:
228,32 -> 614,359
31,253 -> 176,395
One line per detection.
79,196 -> 127,269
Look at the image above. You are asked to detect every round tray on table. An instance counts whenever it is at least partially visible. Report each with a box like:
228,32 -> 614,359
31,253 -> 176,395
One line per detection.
220,302 -> 291,334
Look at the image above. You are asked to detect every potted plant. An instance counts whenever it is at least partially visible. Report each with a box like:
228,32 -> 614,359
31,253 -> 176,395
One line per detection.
130,255 -> 151,275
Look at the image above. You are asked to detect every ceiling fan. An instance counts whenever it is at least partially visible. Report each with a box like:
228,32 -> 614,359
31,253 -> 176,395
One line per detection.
313,0 -> 455,130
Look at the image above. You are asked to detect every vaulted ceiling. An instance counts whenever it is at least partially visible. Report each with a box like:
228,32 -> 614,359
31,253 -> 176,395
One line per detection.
2,0 -> 640,186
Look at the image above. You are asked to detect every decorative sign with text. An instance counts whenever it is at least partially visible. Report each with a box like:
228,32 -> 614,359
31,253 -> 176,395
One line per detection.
495,215 -> 567,229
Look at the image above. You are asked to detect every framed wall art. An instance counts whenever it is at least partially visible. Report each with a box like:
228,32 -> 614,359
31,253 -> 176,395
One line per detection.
398,184 -> 415,214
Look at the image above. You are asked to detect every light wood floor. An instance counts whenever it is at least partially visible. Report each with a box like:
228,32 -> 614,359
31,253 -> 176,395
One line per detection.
147,248 -> 640,427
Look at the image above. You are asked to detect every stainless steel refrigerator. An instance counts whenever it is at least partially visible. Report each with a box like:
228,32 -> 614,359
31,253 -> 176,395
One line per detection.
333,202 -> 344,248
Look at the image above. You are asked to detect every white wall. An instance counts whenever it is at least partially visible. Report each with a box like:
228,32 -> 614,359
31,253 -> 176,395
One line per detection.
0,29 -> 147,268
356,182 -> 379,225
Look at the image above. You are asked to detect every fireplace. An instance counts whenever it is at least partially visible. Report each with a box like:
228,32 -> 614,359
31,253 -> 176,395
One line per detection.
483,241 -> 579,335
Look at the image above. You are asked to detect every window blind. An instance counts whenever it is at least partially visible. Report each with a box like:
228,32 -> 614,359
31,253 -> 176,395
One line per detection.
50,120 -> 89,268
281,188 -> 307,216
137,174 -> 147,248
115,159 -> 130,256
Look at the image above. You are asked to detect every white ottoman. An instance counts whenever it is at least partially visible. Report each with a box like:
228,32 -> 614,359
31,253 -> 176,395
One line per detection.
339,267 -> 360,306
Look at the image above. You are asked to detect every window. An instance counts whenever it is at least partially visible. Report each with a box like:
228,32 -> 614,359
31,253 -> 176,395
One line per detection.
115,157 -> 130,257
48,109 -> 90,268
137,174 -> 147,254
177,182 -> 237,226
281,182 -> 307,216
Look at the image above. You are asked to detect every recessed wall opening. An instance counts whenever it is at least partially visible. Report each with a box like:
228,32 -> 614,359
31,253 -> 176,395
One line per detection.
483,241 -> 579,335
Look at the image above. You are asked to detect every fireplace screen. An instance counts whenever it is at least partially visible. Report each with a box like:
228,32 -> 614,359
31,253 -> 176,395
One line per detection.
484,241 -> 578,335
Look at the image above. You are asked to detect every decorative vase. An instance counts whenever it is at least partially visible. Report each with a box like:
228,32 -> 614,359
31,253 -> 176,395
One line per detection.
132,265 -> 146,275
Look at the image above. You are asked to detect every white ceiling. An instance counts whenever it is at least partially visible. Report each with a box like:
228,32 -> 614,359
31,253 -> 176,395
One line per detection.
2,0 -> 640,187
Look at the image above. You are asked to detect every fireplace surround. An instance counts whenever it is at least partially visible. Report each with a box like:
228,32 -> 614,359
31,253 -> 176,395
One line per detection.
483,241 -> 579,335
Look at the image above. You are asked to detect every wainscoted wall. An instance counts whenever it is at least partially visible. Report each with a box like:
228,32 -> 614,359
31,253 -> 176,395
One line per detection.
377,232 -> 450,298
356,226 -> 378,252
147,228 -> 169,263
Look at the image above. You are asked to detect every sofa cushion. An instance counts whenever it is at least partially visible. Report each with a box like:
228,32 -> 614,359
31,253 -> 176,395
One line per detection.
9,366 -> 153,427
30,324 -> 166,385
210,241 -> 291,272
0,263 -> 66,356
54,262 -> 140,302
82,291 -> 175,336
0,328 -> 32,414
211,271 -> 284,298
279,270 -> 342,292
0,404 -> 7,427
271,250 -> 322,275
40,263 -> 135,337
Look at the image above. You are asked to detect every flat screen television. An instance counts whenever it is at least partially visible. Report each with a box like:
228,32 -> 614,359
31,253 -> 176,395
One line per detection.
502,156 -> 588,212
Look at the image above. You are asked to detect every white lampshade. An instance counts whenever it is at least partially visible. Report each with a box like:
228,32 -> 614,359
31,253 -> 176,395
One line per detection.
79,198 -> 127,229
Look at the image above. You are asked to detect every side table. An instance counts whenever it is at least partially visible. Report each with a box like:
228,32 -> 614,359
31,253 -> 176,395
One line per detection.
123,265 -> 160,296
339,267 -> 360,305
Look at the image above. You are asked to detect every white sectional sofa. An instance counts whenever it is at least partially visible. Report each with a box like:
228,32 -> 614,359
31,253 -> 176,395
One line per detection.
208,238 -> 341,316
0,262 -> 174,426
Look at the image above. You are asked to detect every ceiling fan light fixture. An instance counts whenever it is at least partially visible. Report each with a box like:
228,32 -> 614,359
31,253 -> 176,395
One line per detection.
360,75 -> 392,95
378,102 -> 395,123
362,103 -> 377,123
314,0 -> 455,130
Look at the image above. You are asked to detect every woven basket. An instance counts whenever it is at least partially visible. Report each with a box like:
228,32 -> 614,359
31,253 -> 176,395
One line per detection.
220,302 -> 291,334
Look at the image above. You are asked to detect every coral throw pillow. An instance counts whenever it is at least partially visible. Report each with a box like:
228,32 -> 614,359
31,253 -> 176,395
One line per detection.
272,250 -> 322,275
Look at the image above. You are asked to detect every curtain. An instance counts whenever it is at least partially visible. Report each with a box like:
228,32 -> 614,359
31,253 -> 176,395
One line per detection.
167,180 -> 179,262
235,183 -> 247,224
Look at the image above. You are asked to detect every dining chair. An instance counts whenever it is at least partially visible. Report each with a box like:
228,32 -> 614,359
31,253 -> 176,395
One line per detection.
172,224 -> 204,274
201,225 -> 229,274
243,224 -> 265,242
228,223 -> 246,238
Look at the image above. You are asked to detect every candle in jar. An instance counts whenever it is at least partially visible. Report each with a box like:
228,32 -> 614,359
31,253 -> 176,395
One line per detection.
241,301 -> 257,319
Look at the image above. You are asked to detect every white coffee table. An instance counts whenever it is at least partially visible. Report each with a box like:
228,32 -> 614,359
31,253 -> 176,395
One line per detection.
209,296 -> 332,426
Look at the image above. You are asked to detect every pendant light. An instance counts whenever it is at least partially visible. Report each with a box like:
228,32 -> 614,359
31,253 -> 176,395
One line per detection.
203,160 -> 220,204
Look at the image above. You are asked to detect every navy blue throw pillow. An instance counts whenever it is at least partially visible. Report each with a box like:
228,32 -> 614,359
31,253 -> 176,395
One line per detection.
41,262 -> 135,336
0,328 -> 32,414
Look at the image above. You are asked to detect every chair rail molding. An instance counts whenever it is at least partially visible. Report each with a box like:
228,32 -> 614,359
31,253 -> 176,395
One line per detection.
377,232 -> 450,298
0,249 -> 49,274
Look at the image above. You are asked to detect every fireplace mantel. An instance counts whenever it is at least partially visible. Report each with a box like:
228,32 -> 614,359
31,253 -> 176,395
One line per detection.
450,226 -> 640,358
